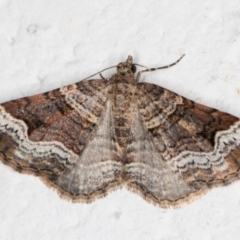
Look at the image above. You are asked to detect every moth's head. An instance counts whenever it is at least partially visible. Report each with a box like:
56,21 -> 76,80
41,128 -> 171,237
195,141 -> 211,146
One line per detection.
117,56 -> 136,76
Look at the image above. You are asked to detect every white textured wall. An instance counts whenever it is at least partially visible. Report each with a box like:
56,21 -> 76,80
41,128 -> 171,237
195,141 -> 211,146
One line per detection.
0,1 -> 240,239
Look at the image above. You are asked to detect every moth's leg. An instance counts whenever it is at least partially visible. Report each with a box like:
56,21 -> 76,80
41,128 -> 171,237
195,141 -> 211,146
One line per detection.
100,73 -> 108,81
136,54 -> 185,83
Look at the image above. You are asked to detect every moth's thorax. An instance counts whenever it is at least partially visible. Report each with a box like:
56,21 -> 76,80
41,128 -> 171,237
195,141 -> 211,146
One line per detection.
109,75 -> 137,155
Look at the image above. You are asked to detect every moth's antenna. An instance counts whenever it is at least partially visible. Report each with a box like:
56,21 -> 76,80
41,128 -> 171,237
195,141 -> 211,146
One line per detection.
134,63 -> 148,69
136,54 -> 185,82
82,65 -> 117,81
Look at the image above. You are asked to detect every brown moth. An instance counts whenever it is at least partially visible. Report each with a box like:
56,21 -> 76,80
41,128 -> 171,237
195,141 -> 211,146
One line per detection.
0,55 -> 239,207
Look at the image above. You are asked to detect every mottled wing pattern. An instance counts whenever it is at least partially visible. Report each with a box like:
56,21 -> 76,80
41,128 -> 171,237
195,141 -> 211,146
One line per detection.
53,99 -> 122,200
0,80 -> 122,201
125,105 -> 197,206
131,82 -> 240,205
1,54 -> 240,207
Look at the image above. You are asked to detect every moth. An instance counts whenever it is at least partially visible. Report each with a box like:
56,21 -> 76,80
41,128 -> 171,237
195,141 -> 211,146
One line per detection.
0,55 -> 239,207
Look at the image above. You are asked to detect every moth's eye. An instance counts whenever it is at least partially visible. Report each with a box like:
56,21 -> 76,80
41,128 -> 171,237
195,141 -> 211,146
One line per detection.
117,65 -> 121,71
131,64 -> 136,73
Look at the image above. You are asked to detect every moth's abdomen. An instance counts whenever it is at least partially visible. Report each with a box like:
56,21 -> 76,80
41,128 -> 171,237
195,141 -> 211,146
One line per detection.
112,81 -> 136,150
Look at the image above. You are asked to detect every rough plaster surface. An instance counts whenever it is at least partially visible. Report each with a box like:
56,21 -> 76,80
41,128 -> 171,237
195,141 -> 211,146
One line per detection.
0,0 -> 240,239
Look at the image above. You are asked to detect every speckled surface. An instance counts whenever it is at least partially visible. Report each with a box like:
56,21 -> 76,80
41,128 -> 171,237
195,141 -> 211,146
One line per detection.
0,1 -> 240,239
